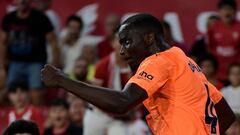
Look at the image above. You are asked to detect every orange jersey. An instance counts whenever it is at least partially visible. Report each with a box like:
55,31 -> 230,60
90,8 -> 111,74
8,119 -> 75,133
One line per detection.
127,47 -> 222,135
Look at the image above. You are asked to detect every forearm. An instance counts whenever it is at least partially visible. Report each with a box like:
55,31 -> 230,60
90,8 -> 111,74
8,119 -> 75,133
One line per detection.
47,32 -> 60,67
0,31 -> 7,67
58,75 -> 130,114
0,44 -> 6,66
51,43 -> 60,67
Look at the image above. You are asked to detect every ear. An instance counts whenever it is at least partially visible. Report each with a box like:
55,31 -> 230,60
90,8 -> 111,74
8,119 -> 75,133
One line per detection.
144,33 -> 155,45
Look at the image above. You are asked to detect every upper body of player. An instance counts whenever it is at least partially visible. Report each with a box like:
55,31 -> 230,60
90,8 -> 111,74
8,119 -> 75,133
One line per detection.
41,13 -> 235,135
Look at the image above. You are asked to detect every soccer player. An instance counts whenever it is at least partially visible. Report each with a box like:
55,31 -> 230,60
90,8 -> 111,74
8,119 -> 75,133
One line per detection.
41,14 -> 235,135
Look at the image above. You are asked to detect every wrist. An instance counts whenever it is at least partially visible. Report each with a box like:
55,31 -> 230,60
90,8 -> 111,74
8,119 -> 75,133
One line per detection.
56,72 -> 67,87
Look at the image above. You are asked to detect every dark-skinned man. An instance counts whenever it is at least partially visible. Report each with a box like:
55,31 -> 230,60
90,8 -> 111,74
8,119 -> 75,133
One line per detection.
41,13 -> 235,135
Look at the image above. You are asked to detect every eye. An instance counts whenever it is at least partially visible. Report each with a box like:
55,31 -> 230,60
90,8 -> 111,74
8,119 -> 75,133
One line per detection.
124,40 -> 131,48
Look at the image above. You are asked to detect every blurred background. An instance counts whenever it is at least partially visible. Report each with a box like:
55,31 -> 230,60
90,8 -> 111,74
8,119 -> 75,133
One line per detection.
0,0 -> 240,134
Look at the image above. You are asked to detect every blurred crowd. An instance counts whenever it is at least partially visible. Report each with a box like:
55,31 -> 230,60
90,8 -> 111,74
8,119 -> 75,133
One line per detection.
0,0 -> 240,135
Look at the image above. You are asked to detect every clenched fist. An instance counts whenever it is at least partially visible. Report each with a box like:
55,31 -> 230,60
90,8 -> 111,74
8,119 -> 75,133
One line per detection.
41,64 -> 65,87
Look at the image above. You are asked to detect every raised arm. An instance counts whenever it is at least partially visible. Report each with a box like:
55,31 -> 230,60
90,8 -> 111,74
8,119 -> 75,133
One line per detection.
214,97 -> 236,135
41,65 -> 148,114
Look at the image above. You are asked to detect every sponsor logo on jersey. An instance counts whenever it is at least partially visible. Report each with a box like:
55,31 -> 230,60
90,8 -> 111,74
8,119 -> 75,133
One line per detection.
139,71 -> 154,80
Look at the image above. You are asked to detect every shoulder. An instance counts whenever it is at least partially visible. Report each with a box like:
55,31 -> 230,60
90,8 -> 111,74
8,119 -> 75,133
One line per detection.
221,85 -> 232,94
232,20 -> 240,27
68,123 -> 83,133
97,37 -> 111,46
31,9 -> 45,16
3,11 -> 16,21
208,20 -> 222,31
43,127 -> 52,134
31,9 -> 49,19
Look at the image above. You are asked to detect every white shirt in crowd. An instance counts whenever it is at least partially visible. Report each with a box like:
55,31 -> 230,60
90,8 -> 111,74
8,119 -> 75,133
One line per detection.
61,35 -> 102,73
222,85 -> 240,115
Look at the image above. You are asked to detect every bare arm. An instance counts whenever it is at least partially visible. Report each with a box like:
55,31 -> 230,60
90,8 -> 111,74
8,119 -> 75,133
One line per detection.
46,32 -> 60,67
41,65 -> 148,114
0,30 -> 7,68
214,97 -> 236,135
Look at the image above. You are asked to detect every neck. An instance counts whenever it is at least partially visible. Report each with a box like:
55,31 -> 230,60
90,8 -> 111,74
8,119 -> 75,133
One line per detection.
17,8 -> 31,19
16,104 -> 27,114
223,19 -> 234,26
66,36 -> 78,45
149,42 -> 170,56
54,121 -> 70,134
232,84 -> 240,88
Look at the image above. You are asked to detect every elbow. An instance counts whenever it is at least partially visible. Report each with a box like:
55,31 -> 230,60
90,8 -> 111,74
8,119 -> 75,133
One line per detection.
108,98 -> 131,114
113,103 -> 129,114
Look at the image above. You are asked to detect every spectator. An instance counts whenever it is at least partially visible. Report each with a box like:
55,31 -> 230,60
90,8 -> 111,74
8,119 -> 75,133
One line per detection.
66,56 -> 88,110
68,56 -> 92,84
96,13 -> 120,58
3,120 -> 40,135
7,80 -> 44,134
35,0 -> 61,64
44,99 -> 82,135
161,21 -> 188,54
190,15 -> 220,62
198,54 -> 224,90
35,0 -> 61,35
222,63 -> 240,135
0,0 -> 60,105
69,98 -> 86,129
81,45 -> 97,81
222,63 -> 240,114
61,15 -> 96,74
207,0 -> 240,81
83,32 -> 149,135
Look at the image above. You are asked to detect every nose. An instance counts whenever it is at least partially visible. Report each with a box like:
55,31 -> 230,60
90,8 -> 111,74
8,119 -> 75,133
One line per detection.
120,45 -> 125,56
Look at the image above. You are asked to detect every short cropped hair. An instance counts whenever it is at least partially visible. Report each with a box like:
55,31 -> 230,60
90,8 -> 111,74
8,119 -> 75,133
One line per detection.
66,15 -> 84,30
121,13 -> 164,38
3,120 -> 40,135
8,80 -> 29,93
50,98 -> 70,109
218,0 -> 237,10
161,21 -> 171,31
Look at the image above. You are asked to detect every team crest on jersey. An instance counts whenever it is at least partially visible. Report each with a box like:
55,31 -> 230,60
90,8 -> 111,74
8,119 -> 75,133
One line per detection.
138,71 -> 154,80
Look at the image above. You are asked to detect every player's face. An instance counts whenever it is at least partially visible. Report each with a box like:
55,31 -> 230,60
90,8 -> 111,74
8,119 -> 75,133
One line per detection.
118,24 -> 149,71
229,66 -> 240,87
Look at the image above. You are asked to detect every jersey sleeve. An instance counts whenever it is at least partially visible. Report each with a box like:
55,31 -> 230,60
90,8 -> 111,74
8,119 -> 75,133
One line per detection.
208,82 -> 223,104
39,13 -> 54,34
127,56 -> 170,96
